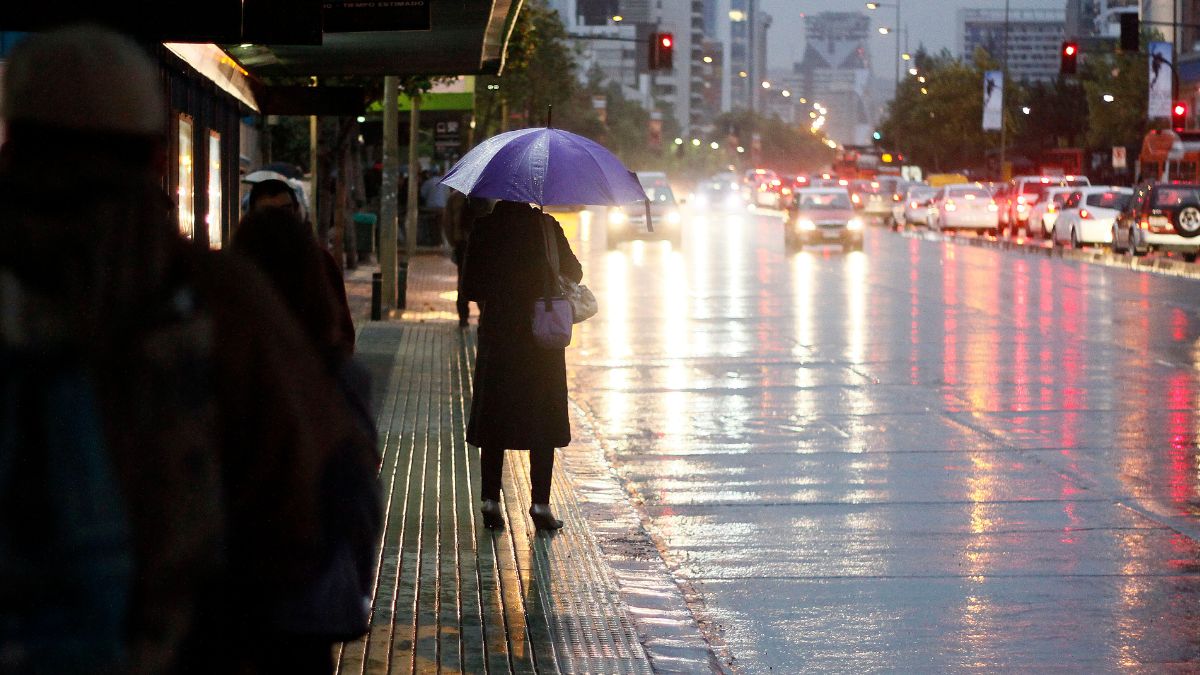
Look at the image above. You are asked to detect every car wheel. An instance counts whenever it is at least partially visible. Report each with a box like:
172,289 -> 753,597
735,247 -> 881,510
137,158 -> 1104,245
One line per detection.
1184,252 -> 1198,263
1110,225 -> 1124,253
1129,228 -> 1145,256
1176,206 -> 1200,238
1070,228 -> 1081,250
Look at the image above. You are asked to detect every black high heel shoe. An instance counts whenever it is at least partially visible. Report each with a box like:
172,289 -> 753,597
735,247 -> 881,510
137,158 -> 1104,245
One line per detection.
481,499 -> 505,530
528,503 -> 563,531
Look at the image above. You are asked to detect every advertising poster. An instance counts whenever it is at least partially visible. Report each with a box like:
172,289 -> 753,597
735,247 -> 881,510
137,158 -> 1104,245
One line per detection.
982,70 -> 1003,131
1148,41 -> 1173,119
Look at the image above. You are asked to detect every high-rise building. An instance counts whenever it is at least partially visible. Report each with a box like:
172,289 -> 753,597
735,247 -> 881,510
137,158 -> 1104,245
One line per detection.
547,0 -> 704,135
958,8 -> 1066,82
795,12 -> 872,146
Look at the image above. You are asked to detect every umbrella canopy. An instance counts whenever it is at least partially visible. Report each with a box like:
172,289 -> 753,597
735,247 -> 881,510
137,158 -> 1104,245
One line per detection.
441,127 -> 647,207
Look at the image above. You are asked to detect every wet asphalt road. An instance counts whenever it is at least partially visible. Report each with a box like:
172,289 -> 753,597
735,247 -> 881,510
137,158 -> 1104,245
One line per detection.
562,205 -> 1200,673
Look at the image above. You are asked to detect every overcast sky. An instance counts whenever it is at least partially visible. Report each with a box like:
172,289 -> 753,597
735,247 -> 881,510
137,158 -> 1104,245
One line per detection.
760,0 -> 1061,79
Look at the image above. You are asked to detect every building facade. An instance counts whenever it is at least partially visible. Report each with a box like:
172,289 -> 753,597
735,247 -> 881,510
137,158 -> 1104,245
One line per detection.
957,8 -> 1066,82
795,12 -> 872,146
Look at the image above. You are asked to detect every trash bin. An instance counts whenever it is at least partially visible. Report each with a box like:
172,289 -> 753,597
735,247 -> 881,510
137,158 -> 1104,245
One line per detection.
352,212 -> 377,259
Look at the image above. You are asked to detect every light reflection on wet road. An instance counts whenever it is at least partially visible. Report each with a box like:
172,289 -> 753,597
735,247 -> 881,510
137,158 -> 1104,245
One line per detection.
563,206 -> 1200,672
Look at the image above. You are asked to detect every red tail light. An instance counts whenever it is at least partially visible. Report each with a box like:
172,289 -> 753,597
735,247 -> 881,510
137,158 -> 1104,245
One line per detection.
1078,208 -> 1091,219
852,193 -> 861,204
1140,219 -> 1150,230
910,200 -> 919,209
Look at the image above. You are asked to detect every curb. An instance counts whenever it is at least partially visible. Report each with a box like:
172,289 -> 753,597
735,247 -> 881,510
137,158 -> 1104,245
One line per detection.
906,228 -> 1200,281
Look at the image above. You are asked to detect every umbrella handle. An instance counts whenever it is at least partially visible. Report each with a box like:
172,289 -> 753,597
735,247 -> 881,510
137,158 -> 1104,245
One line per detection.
546,105 -> 553,129
644,199 -> 653,232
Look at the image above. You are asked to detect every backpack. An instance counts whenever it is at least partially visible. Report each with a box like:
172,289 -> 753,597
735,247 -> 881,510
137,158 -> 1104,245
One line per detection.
0,348 -> 132,674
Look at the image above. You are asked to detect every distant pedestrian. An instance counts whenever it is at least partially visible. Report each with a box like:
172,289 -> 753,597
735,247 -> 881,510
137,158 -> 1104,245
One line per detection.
0,24 -> 374,674
248,178 -> 357,359
420,168 -> 450,247
444,188 -> 487,326
461,201 -> 583,531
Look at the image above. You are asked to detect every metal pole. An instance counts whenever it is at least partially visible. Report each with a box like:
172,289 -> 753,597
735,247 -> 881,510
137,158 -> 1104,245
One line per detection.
380,75 -> 399,312
309,114 -> 319,235
403,94 -> 421,308
895,0 -> 900,88
999,0 -> 1009,181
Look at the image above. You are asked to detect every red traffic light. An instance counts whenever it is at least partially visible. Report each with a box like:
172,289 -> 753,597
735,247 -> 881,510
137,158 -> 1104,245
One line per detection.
649,31 -> 674,70
1172,101 -> 1188,131
1060,41 -> 1078,74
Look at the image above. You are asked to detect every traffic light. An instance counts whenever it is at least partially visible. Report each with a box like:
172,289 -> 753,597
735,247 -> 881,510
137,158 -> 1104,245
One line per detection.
1119,13 -> 1139,52
649,32 -> 674,71
1060,41 -> 1078,75
1173,102 -> 1188,132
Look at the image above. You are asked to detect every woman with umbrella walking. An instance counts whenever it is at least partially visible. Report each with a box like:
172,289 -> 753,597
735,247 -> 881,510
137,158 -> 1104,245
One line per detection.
442,123 -> 648,532
461,201 -> 581,531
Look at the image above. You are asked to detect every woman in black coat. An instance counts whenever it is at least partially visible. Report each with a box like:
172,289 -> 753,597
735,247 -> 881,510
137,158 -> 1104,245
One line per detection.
461,200 -> 583,531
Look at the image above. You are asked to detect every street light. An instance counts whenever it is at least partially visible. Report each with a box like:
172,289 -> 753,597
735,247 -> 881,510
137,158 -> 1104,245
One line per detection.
1021,106 -> 1030,114
674,137 -> 684,145
1102,93 -> 1115,103
782,90 -> 791,97
612,15 -> 623,22
878,27 -> 890,35
691,138 -> 701,146
866,0 -> 901,88
910,69 -> 919,77
710,141 -> 720,149
762,81 -> 771,89
901,53 -> 911,61
736,146 -> 746,153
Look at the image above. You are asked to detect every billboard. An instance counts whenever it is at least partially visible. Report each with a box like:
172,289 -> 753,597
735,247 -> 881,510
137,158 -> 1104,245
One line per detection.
1148,41 -> 1173,119
982,70 -> 1002,131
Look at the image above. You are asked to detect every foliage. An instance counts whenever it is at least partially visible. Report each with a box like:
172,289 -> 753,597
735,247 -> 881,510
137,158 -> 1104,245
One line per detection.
1080,42 -> 1150,151
879,49 -> 996,173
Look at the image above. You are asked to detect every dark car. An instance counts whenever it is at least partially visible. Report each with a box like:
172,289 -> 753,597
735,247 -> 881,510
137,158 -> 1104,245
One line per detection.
1112,182 -> 1200,260
786,187 -> 864,251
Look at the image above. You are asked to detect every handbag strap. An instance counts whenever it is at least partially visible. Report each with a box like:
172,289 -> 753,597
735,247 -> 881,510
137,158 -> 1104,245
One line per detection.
539,214 -> 560,300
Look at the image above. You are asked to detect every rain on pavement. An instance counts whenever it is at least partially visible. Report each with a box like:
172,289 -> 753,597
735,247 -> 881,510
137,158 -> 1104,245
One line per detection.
556,205 -> 1200,672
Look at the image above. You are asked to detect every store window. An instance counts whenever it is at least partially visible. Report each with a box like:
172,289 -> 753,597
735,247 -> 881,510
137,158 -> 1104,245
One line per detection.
207,131 -> 222,249
178,114 -> 195,239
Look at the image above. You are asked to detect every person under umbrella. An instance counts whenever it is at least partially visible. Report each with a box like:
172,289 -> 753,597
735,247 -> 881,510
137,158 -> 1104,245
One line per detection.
443,125 -> 646,532
460,200 -> 580,531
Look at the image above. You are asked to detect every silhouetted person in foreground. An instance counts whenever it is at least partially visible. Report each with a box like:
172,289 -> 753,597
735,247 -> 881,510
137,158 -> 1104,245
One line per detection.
0,25 -> 373,673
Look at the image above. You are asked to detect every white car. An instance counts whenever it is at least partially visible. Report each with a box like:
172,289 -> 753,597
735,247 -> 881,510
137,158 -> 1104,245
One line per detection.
1052,187 -> 1132,248
930,183 -> 1000,234
1029,186 -> 1076,239
894,185 -> 937,227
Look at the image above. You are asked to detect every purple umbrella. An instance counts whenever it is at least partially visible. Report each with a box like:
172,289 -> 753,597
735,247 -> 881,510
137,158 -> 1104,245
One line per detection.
441,127 -> 648,208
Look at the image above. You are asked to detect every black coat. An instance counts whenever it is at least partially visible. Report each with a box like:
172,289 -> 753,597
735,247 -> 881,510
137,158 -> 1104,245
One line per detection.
461,202 -> 583,450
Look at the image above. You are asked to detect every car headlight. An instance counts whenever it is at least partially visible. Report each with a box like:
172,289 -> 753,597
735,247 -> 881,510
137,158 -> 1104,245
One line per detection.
797,218 -> 817,231
730,181 -> 739,190
666,210 -> 682,224
608,209 -> 628,226
847,217 -> 864,231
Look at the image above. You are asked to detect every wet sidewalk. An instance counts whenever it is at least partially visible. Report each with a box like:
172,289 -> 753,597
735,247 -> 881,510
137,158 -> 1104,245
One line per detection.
337,252 -> 723,674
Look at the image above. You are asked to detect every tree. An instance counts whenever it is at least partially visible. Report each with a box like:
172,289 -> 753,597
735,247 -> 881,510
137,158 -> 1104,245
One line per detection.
880,49 -> 998,173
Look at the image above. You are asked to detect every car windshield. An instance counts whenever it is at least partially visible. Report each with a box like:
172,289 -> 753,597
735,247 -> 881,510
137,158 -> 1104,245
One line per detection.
949,187 -> 990,199
1151,186 -> 1200,208
639,177 -> 675,203
1020,182 -> 1054,198
909,188 -> 936,200
800,192 -> 851,209
1085,191 -> 1130,209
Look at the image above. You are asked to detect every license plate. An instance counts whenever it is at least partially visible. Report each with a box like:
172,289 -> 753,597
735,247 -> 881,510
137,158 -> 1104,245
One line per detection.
1150,216 -> 1169,227
823,230 -> 842,239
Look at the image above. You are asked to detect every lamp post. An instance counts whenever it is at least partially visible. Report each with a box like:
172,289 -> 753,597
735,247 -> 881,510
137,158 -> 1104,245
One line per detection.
866,1 -> 901,88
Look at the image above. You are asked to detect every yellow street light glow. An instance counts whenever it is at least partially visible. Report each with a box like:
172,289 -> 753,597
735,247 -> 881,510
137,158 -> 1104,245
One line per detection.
911,69 -> 920,77
782,90 -> 791,97
736,146 -> 746,153
810,111 -> 818,119
674,137 -> 684,145
613,15 -> 623,21
826,139 -> 838,148
710,141 -> 720,149
703,56 -> 713,63
800,97 -> 807,103
729,9 -> 746,21
691,138 -> 701,146
878,27 -> 891,35
920,87 -> 928,95
902,53 -> 911,61
738,71 -> 748,77
866,2 -> 880,8
762,81 -> 771,89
